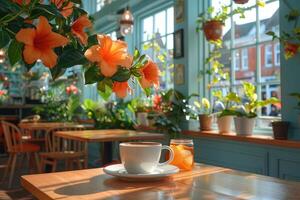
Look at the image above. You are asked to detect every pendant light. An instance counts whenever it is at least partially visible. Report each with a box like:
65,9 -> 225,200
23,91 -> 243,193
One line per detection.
120,8 -> 134,36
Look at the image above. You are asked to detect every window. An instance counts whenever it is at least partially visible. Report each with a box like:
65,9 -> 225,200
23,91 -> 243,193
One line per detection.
210,0 -> 281,128
274,43 -> 280,66
265,44 -> 273,67
234,51 -> 240,71
140,7 -> 174,90
241,48 -> 248,70
96,0 -> 104,12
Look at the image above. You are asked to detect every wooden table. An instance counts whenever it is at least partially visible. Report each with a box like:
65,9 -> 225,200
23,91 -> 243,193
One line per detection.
18,122 -> 90,132
21,163 -> 300,199
55,129 -> 165,165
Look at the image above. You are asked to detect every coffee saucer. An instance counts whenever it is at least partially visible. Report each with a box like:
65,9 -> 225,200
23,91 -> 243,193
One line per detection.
103,164 -> 179,181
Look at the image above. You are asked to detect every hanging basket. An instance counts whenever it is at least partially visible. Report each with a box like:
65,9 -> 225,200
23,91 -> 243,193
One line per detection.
203,20 -> 223,41
233,0 -> 249,4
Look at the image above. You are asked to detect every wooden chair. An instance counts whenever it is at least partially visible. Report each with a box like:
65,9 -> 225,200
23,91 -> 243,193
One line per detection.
1,121 -> 41,188
40,126 -> 88,172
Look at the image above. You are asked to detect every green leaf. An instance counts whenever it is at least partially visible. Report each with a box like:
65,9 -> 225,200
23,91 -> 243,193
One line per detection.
57,48 -> 88,68
0,29 -> 10,49
87,34 -> 98,46
85,65 -> 104,84
8,40 -> 23,66
133,48 -> 140,60
97,80 -> 113,101
30,4 -> 63,20
112,67 -> 131,82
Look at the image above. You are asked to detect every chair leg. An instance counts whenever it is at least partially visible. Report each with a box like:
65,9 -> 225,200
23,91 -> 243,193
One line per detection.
77,159 -> 82,170
34,153 -> 41,173
40,158 -> 45,173
51,160 -> 57,172
2,154 -> 12,182
8,154 -> 17,188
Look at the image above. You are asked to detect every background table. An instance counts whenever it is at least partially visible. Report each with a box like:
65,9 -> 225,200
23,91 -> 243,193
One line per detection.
21,163 -> 300,199
55,129 -> 165,165
19,122 -> 90,132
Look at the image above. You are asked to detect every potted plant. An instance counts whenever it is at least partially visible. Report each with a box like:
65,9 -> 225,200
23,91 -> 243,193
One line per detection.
129,98 -> 151,126
234,82 -> 279,135
194,98 -> 213,131
213,91 -> 241,134
196,5 -> 245,41
271,120 -> 289,140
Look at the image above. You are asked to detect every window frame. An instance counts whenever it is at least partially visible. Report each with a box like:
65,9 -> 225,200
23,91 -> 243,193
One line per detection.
241,48 -> 248,70
137,3 -> 175,91
265,44 -> 273,68
208,0 -> 281,130
274,42 -> 280,66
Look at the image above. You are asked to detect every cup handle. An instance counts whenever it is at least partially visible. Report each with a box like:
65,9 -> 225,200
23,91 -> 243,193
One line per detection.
159,145 -> 174,165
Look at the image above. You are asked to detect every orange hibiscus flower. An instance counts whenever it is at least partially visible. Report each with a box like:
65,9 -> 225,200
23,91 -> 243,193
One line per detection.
51,0 -> 74,18
84,35 -> 133,77
12,0 -> 30,5
16,16 -> 69,68
112,81 -> 131,98
71,15 -> 92,45
139,60 -> 160,89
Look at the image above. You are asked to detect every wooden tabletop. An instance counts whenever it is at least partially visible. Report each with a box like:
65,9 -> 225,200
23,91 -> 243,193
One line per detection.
183,130 -> 300,149
21,163 -> 300,200
19,122 -> 91,131
55,129 -> 165,142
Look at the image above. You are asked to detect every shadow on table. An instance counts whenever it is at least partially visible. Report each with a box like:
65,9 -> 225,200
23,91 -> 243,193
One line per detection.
54,174 -> 176,197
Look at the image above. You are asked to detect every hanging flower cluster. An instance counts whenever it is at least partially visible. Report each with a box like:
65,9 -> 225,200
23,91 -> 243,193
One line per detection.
0,0 -> 160,98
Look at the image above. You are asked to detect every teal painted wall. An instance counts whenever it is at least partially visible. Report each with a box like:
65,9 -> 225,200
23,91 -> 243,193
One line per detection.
280,0 -> 300,139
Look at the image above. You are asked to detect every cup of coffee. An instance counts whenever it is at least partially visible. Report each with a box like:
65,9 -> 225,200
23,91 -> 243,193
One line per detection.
120,142 -> 174,174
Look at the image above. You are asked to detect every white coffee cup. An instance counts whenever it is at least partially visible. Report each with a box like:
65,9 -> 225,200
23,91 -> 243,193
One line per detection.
120,142 -> 174,174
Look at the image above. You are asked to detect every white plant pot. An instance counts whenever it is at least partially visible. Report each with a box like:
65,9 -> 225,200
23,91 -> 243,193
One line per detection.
217,116 -> 233,133
136,112 -> 149,126
234,117 -> 256,135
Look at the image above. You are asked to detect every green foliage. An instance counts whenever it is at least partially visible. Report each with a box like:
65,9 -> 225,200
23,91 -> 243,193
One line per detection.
236,82 -> 280,118
82,99 -> 135,130
213,90 -> 241,117
152,89 -> 198,138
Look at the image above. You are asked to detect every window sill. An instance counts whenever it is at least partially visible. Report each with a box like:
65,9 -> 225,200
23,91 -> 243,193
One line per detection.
183,130 -> 300,149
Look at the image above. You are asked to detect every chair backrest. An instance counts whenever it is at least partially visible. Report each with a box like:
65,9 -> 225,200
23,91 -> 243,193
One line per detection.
46,125 -> 86,153
1,121 -> 23,152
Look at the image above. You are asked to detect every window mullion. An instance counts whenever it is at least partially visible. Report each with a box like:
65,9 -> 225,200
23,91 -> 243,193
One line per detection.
256,3 -> 262,117
230,0 -> 235,88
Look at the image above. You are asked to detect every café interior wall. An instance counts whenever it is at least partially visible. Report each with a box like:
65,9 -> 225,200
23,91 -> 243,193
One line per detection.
83,0 -> 300,137
280,0 -> 300,140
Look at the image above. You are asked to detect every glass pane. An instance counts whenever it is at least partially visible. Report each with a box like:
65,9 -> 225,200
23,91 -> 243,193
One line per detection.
143,16 -> 153,41
234,7 -> 257,48
260,83 -> 281,117
260,42 -> 281,75
154,10 -> 166,36
259,1 -> 279,42
167,7 -> 174,34
234,46 -> 256,84
167,34 -> 174,50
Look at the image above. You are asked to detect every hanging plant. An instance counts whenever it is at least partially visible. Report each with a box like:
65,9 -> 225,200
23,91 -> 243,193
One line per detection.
233,0 -> 249,4
0,0 -> 160,99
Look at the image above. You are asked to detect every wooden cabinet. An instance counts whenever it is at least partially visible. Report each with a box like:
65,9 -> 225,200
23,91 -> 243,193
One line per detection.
191,136 -> 300,181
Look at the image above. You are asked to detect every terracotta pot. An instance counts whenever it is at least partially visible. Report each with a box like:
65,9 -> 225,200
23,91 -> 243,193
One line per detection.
233,0 -> 249,4
234,117 -> 255,135
203,20 -> 223,41
217,116 -> 233,133
272,121 -> 289,140
199,114 -> 213,131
